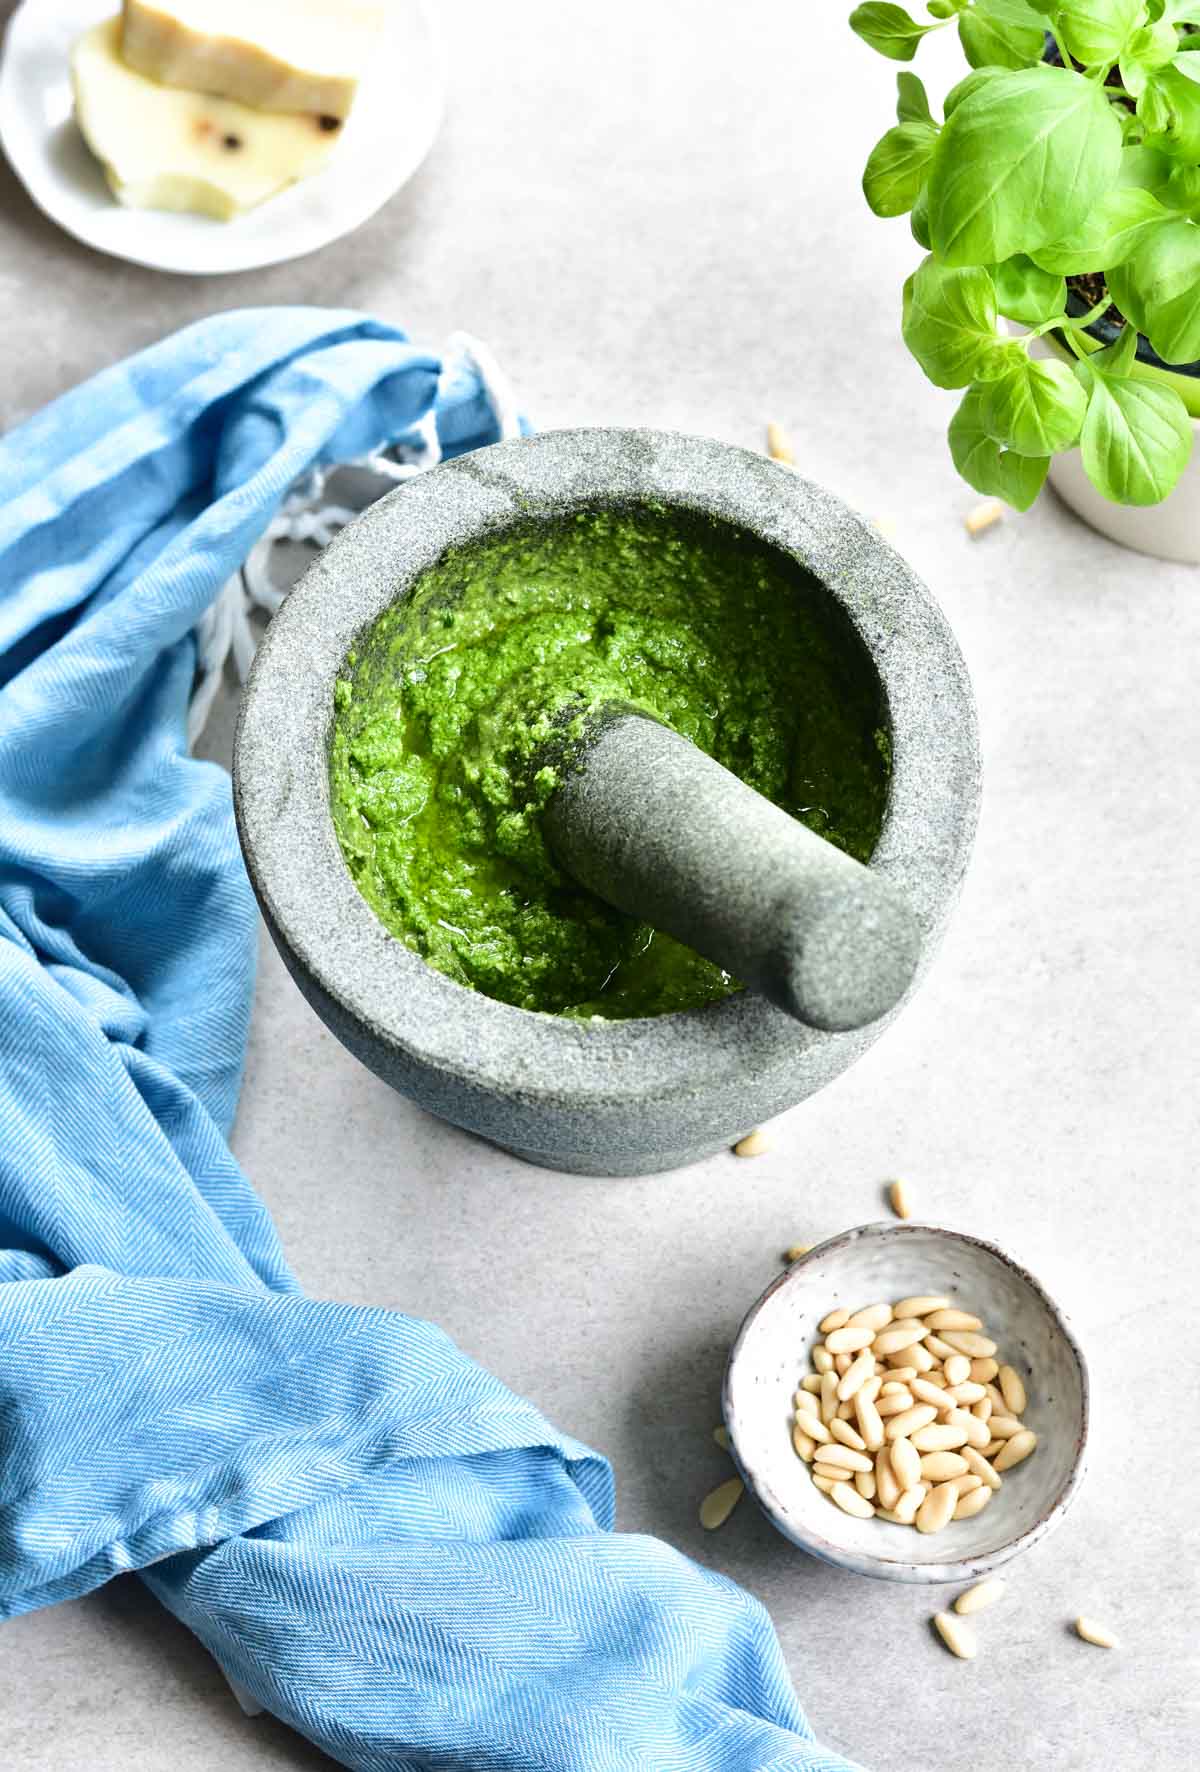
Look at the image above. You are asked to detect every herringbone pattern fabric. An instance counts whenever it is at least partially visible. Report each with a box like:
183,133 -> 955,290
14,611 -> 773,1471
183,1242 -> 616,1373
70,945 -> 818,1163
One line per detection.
0,311 -> 865,1772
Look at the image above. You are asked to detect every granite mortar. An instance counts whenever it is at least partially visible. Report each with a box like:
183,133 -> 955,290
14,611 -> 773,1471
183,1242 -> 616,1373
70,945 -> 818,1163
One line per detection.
233,428 -> 981,1176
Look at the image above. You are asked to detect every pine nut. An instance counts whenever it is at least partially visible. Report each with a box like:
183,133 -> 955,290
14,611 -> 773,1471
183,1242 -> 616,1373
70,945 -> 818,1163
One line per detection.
973,1398 -> 993,1422
916,1480 -> 958,1534
846,1303 -> 893,1331
830,1417 -> 867,1452
814,1464 -> 854,1484
699,1476 -> 744,1530
962,1446 -> 1002,1490
795,1409 -> 830,1443
925,1309 -> 982,1332
904,1342 -> 937,1372
835,1353 -> 852,1375
944,1354 -> 971,1386
934,1611 -> 978,1659
820,1309 -> 850,1333
998,1365 -> 1027,1415
836,1397 -> 855,1419
969,1357 -> 999,1383
920,1451 -> 969,1481
766,420 -> 796,464
953,1485 -> 992,1520
888,1179 -> 911,1218
988,1415 -> 1025,1439
855,1469 -> 877,1501
890,1435 -> 921,1491
983,1381 -> 1006,1410
958,1410 -> 993,1450
910,1377 -> 953,1410
884,1365 -> 918,1383
820,1371 -> 839,1424
825,1326 -> 874,1354
815,1444 -> 873,1473
783,1243 -> 812,1263
877,1389 -> 915,1417
800,1374 -> 823,1394
831,1480 -> 875,1518
911,1422 -> 969,1452
955,1577 -> 1005,1615
812,1345 -> 834,1374
893,1295 -> 949,1317
942,1331 -> 998,1357
952,1473 -> 983,1496
858,1374 -> 883,1404
923,1334 -> 957,1361
892,1482 -> 927,1524
876,1447 -> 901,1511
792,1424 -> 815,1461
733,1130 -> 772,1157
947,1381 -> 987,1405
982,1438 -> 1004,1457
873,1324 -> 928,1355
837,1350 -> 876,1401
714,1425 -> 732,1451
856,1391 -> 885,1452
965,497 -> 1005,537
812,1473 -> 836,1493
1075,1616 -> 1118,1649
885,1404 -> 938,1442
992,1428 -> 1037,1471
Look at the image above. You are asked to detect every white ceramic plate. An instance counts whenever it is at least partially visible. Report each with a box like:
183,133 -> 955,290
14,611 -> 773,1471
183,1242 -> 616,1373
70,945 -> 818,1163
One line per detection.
0,0 -> 444,275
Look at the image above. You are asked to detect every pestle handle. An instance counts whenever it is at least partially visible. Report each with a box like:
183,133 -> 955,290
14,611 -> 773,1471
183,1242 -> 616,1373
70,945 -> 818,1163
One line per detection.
543,712 -> 921,1032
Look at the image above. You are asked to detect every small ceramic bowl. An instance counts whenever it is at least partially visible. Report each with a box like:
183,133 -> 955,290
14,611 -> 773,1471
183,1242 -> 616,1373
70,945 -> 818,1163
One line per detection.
722,1222 -> 1088,1584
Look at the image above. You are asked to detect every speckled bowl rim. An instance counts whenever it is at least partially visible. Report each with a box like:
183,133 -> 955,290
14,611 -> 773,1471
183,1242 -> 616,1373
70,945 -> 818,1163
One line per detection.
722,1221 -> 1090,1584
234,428 -> 979,1111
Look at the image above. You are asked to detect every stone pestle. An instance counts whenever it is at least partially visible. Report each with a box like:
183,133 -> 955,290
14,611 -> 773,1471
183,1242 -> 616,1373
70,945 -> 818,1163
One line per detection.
542,709 -> 921,1033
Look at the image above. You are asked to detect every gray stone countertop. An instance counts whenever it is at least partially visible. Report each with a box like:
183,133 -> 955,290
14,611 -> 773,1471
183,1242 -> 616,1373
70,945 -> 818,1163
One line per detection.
1,3 -> 1196,1768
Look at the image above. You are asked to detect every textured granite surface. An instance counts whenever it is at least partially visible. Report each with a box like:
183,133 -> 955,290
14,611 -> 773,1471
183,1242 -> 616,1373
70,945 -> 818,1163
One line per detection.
1,3 -> 1197,1768
234,430 -> 975,1173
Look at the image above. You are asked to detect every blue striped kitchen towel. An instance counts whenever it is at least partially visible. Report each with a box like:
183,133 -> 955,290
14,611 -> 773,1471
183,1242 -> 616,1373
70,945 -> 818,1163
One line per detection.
0,309 -> 864,1772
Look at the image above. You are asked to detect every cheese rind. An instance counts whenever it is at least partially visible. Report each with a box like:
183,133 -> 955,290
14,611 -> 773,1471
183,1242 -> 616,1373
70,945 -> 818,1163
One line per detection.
72,19 -> 342,221
121,0 -> 385,120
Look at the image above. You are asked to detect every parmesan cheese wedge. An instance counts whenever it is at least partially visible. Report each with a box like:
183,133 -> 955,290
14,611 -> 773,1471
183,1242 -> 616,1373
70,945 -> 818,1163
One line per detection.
121,0 -> 386,121
72,19 -> 343,220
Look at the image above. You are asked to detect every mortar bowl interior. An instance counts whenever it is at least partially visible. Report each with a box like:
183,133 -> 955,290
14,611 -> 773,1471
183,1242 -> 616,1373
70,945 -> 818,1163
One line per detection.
233,428 -> 981,1176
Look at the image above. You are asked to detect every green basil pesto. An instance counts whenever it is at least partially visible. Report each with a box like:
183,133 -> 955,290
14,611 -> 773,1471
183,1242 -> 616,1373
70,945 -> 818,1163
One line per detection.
329,504 -> 889,1018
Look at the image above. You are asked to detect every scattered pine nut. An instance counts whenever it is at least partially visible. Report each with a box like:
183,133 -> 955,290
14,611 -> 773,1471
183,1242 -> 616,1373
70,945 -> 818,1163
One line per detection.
766,421 -> 796,465
933,1611 -> 977,1659
955,1577 -> 1005,1615
1075,1616 -> 1118,1649
889,1179 -> 912,1219
783,1243 -> 812,1264
713,1424 -> 731,1451
733,1129 -> 772,1158
699,1476 -> 744,1530
964,498 -> 1004,538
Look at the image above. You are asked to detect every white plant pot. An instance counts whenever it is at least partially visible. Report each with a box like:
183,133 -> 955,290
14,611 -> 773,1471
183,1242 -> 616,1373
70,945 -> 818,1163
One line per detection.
1045,432 -> 1200,565
1023,329 -> 1200,565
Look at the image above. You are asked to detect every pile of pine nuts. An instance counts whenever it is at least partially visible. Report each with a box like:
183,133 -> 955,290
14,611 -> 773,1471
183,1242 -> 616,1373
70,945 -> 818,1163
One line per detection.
791,1293 -> 1036,1531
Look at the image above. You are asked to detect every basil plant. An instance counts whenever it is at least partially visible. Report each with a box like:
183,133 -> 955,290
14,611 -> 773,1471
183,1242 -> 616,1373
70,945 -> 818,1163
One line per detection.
851,0 -> 1200,507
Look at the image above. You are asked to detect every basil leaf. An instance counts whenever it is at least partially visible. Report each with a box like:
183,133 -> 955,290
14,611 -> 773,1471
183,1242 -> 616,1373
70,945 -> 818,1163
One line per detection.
1080,374 -> 1193,502
958,0 -> 1046,70
943,68 -> 1005,116
863,121 -> 941,216
1085,320 -> 1140,377
1119,20 -> 1180,95
911,184 -> 933,247
1137,65 -> 1200,160
1107,218 -> 1200,360
1163,160 -> 1200,211
981,354 -> 1088,453
948,387 -> 1051,508
928,67 -> 1123,267
1056,0 -> 1148,64
1026,185 -> 1171,271
902,256 -> 1008,387
992,254 -> 1067,323
850,2 -> 937,59
896,71 -> 935,123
